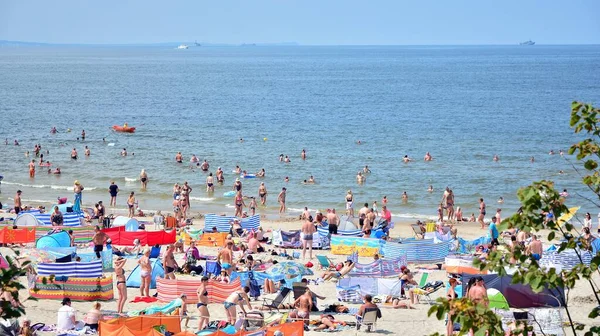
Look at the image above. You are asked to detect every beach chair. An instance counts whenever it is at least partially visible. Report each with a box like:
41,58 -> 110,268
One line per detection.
261,287 -> 291,312
416,280 -> 444,304
411,224 -> 425,239
316,255 -> 334,270
356,307 -> 381,332
418,272 -> 429,288
292,282 -> 308,300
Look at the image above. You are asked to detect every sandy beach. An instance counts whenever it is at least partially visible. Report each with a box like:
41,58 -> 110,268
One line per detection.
0,208 -> 597,336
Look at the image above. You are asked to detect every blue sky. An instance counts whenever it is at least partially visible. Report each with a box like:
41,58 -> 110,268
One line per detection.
1,0 -> 599,45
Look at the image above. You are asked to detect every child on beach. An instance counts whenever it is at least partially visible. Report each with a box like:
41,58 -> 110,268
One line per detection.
372,201 -> 379,216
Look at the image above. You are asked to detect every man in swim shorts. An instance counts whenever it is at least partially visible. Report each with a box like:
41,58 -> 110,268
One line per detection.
301,218 -> 316,260
92,226 -> 108,258
218,241 -> 234,275
327,209 -> 339,235
14,190 -> 22,214
526,235 -> 543,261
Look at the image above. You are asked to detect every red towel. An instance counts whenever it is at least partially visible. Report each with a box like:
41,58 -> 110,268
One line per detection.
130,296 -> 158,303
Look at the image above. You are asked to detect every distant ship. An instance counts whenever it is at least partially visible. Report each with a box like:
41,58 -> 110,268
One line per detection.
194,40 -> 201,47
177,44 -> 189,49
519,40 -> 535,46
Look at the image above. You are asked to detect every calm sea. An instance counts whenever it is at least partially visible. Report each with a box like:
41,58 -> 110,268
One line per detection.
1,45 -> 599,221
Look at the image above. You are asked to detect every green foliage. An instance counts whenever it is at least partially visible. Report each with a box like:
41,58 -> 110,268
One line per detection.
428,102 -> 600,335
569,102 -> 600,197
0,251 -> 31,319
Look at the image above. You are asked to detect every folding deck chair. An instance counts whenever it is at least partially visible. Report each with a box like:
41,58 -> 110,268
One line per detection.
292,282 -> 308,300
356,307 -> 381,332
261,287 -> 291,312
411,224 -> 425,239
316,255 -> 334,270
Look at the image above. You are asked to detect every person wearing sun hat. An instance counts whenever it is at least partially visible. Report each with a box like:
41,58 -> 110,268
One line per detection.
73,180 -> 84,212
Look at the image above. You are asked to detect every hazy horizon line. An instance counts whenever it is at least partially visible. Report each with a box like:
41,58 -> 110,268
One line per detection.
1,39 -> 599,47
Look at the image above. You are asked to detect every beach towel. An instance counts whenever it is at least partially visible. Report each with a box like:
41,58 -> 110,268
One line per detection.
131,296 -> 158,303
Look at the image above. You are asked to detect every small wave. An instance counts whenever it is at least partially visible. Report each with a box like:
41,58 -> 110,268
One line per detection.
3,181 -> 97,191
224,204 -> 234,208
189,197 -> 216,202
6,197 -> 55,204
124,177 -> 137,182
287,207 -> 319,213
391,212 -> 437,220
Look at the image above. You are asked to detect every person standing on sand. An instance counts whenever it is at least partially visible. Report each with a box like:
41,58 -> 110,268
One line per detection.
127,192 -> 136,218
73,180 -> 84,213
163,244 -> 178,279
446,190 -> 455,222
14,190 -> 22,214
358,203 -> 369,229
258,182 -> 268,205
327,209 -> 339,235
28,159 -> 35,178
218,241 -> 234,276
196,276 -> 210,330
301,218 -> 316,260
114,257 -> 127,315
278,187 -> 287,214
138,249 -> 152,297
140,169 -> 148,190
109,181 -> 119,206
92,226 -> 108,258
478,198 -> 486,229
366,208 -> 376,232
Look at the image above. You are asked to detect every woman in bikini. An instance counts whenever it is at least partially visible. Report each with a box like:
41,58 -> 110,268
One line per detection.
234,191 -> 245,217
478,198 -> 486,229
223,287 -> 252,325
258,182 -> 267,205
138,248 -> 152,297
127,192 -> 136,218
196,276 -> 210,330
114,257 -> 127,314
446,278 -> 459,336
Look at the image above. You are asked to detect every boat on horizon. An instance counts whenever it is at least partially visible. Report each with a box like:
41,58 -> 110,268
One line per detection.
194,40 -> 201,47
177,44 -> 189,49
519,40 -> 535,46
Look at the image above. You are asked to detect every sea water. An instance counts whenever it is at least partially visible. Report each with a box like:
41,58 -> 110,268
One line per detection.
0,45 -> 599,221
